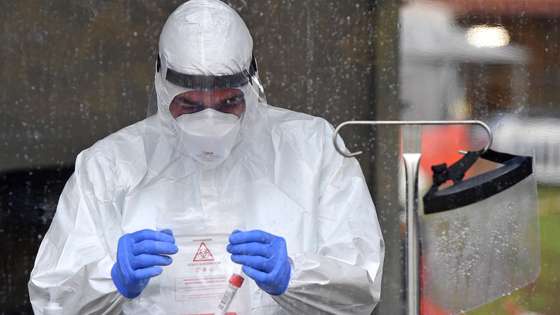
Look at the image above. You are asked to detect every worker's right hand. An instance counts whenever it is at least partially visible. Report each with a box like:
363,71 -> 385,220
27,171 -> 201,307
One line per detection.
111,229 -> 178,299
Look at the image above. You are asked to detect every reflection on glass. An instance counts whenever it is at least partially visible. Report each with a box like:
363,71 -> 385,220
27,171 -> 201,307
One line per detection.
466,25 -> 511,48
399,1 -> 560,314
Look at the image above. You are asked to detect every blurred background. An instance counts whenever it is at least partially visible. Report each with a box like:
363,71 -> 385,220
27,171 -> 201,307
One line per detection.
0,0 -> 559,314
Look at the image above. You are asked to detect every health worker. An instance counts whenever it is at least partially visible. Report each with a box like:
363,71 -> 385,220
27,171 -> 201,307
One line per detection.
28,0 -> 384,314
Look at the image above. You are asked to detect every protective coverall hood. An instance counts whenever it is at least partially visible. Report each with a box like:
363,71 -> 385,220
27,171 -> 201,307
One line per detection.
158,0 -> 253,77
154,0 -> 255,166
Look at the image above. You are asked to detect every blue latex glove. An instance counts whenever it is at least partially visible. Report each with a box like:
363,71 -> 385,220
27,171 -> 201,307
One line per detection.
111,229 -> 178,298
227,230 -> 291,295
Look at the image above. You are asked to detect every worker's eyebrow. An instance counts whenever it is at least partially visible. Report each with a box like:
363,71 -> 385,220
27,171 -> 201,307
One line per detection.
176,96 -> 204,107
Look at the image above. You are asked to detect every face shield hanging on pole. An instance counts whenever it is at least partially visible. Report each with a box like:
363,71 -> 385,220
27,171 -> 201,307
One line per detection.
334,120 -> 539,314
421,149 -> 540,314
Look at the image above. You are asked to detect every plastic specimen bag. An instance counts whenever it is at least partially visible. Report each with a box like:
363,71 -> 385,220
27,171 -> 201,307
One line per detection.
157,231 -> 249,315
420,149 -> 540,314
154,206 -> 250,315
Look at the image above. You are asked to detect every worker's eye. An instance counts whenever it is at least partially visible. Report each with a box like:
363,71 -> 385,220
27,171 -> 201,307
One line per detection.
217,95 -> 244,112
175,97 -> 205,113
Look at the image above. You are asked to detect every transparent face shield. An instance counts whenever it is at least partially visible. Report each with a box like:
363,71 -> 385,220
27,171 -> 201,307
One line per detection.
148,54 -> 266,167
168,88 -> 246,118
420,149 -> 540,314
147,55 -> 266,117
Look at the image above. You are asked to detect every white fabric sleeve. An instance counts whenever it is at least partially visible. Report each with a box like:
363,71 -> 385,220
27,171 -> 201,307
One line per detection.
28,149 -> 125,314
272,122 -> 385,314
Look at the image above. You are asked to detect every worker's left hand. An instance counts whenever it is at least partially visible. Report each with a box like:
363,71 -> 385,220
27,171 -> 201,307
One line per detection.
227,230 -> 291,295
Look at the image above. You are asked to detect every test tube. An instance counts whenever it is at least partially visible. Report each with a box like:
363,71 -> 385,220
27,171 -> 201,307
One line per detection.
216,273 -> 244,314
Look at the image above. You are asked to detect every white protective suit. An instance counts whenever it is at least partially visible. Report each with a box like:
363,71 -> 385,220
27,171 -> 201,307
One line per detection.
28,0 -> 384,314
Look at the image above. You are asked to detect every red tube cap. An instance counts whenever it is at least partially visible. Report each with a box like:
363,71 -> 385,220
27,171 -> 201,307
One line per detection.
229,274 -> 244,288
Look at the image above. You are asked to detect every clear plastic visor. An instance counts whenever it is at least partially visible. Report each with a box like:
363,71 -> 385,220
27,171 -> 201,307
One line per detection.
166,82 -> 246,119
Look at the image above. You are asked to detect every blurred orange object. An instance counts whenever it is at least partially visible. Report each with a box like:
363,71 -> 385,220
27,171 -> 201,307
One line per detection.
421,298 -> 451,315
420,125 -> 471,175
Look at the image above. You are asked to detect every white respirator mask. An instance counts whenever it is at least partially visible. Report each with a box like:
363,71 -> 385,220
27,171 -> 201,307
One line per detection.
176,109 -> 242,168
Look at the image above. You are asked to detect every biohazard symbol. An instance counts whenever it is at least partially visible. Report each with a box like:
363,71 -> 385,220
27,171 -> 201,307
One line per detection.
192,242 -> 215,262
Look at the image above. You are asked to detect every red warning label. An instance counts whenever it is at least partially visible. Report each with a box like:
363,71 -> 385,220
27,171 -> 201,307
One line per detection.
192,242 -> 215,262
